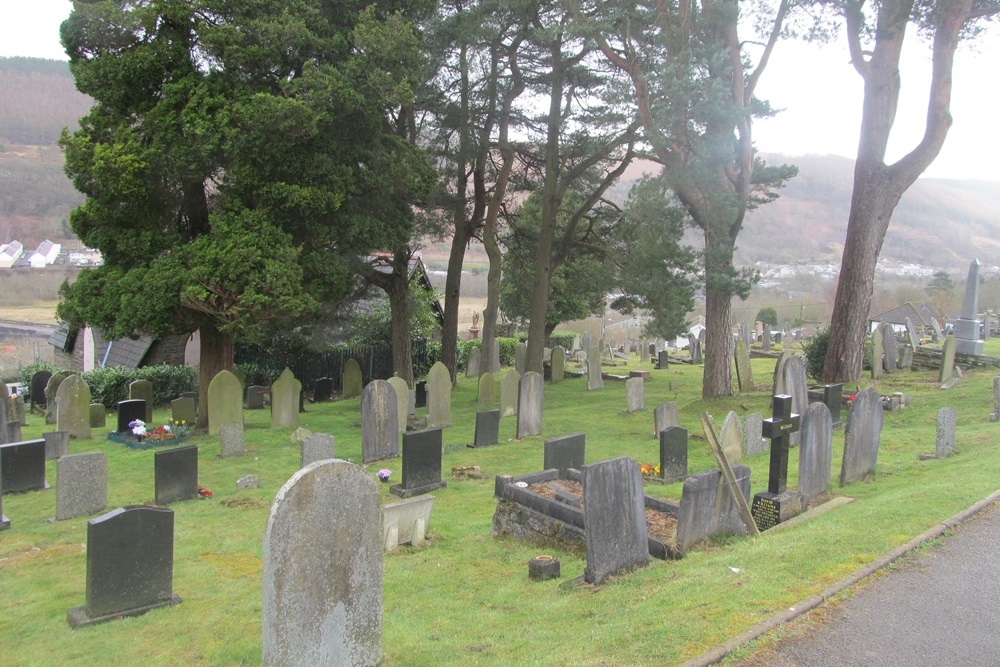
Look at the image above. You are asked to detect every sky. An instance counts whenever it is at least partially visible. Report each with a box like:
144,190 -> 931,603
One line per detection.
2,0 -> 998,182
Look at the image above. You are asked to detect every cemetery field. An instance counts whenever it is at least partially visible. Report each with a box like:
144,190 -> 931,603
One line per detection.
4,349 -> 1000,666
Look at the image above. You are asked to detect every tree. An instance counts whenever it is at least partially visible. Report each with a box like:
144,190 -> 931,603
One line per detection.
755,307 -> 779,327
926,271 -> 955,295
57,0 -> 431,427
821,0 -> 1000,382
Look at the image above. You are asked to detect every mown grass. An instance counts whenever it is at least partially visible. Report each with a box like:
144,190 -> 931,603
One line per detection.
2,341 -> 999,667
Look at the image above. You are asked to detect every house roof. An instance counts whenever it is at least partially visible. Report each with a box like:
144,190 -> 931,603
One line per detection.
363,254 -> 445,325
32,240 -> 55,257
870,302 -> 936,327
1,241 -> 23,260
103,335 -> 155,369
48,322 -> 76,351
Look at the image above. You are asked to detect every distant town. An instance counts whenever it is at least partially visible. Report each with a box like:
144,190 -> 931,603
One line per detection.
0,240 -> 101,269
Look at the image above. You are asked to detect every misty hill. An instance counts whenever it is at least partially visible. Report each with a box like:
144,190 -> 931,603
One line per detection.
0,57 -> 92,146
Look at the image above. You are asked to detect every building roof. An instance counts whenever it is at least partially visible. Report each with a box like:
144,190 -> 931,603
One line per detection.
363,254 -> 445,325
103,335 -> 155,369
870,302 -> 936,327
1,241 -> 23,260
48,322 -> 77,351
32,240 -> 55,257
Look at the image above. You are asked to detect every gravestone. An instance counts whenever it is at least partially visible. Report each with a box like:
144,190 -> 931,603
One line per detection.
117,399 -> 147,433
516,371 -> 543,438
361,379 -> 399,463
939,334 -> 957,384
871,330 -> 884,378
387,376 -> 410,432
0,488 -> 7,529
931,317 -> 944,341
582,333 -> 592,355
129,380 -> 154,422
219,423 -> 245,458
477,372 -> 495,409
342,358 -> 363,399
899,343 -> 914,370
245,385 -> 267,410
382,495 -> 435,551
12,394 -> 25,426
551,346 -> 565,383
154,445 -> 198,504
734,339 -> 754,391
781,355 -> 808,446
691,335 -> 703,364
543,433 -> 585,475
586,346 -> 604,391
426,361 -> 452,428
56,374 -> 92,440
582,457 -> 649,585
936,407 -> 956,458
45,370 -> 74,424
500,370 -> 519,418
657,350 -> 669,370
798,402 -> 833,502
991,377 -> 1000,421
625,377 -> 645,413
262,460 -> 382,667
207,370 -> 242,435
659,426 -> 688,483
653,402 -> 679,438
270,368 -> 301,429
762,324 -> 771,352
954,259 -> 985,355
719,411 -> 743,464
840,387 -> 884,486
514,342 -> 527,375
675,464 -> 752,552
390,427 -> 446,498
237,475 -> 261,490
300,433 -> 336,468
30,369 -> 52,412
742,413 -> 766,457
170,397 -> 197,425
750,395 -> 802,530
823,383 -> 843,428
0,398 -> 7,446
639,340 -> 649,362
472,410 -> 500,447
313,377 -> 334,403
1,439 -> 47,493
67,506 -> 181,627
56,452 -> 108,521
773,349 -> 792,394
43,430 -> 70,460
466,347 -> 481,378
414,380 -> 427,409
905,317 -> 920,350
89,403 -> 106,428
880,322 -> 898,373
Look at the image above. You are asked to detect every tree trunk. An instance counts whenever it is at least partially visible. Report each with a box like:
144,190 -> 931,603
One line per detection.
440,224 -> 469,382
198,323 -> 233,430
702,281 -> 733,399
389,261 -> 414,386
482,223 -> 503,374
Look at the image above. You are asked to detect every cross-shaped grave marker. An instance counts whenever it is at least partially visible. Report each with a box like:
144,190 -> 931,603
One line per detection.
752,395 -> 803,530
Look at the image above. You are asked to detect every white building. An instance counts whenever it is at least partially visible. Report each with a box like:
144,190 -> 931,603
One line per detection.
28,240 -> 61,268
0,241 -> 24,268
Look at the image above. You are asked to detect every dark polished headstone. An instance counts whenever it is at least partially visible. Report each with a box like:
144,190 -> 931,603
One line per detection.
543,433 -> 585,475
245,385 -> 266,410
415,381 -> 427,409
752,395 -> 802,530
657,350 -> 669,369
117,399 -> 147,433
390,428 -> 446,498
472,410 -> 500,447
1,439 -> 48,494
154,446 -> 199,504
67,506 -> 181,627
823,383 -> 843,428
659,426 -> 688,483
313,377 -> 334,402
30,370 -> 52,410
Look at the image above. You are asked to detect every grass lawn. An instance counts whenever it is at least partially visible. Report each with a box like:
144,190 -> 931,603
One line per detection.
2,342 -> 999,666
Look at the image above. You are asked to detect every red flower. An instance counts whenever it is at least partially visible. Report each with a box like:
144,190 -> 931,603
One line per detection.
197,485 -> 213,498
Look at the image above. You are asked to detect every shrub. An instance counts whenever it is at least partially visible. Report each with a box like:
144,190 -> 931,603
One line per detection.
235,360 -> 284,388
84,364 -> 197,409
15,361 -> 60,385
801,328 -> 830,382
547,331 -> 577,350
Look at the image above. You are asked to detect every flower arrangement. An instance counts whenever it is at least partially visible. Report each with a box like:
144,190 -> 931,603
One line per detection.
377,469 -> 391,483
198,484 -> 213,498
108,418 -> 189,450
639,462 -> 660,477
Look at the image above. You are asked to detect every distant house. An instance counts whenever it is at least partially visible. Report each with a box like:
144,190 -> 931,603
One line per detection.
28,240 -> 61,268
0,241 -> 24,268
48,323 -> 194,372
869,302 -> 937,334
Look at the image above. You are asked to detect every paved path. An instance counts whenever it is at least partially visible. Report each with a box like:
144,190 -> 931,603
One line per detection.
733,504 -> 1000,667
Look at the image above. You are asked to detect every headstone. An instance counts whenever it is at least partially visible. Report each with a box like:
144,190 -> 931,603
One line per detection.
1,439 -> 47,493
500,370 -> 519,418
425,361 -> 452,428
43,430 -> 70,460
516,371 -> 543,439
89,403 -> 106,428
13,394 -> 25,426
798,402 -> 833,501
639,339 -> 649,362
823,383 -> 843,428
543,433 -> 585,475
719,411 -> 743,464
659,426 -> 687,483
270,368 -> 301,429
117,399 -> 147,433
387,376 -> 410,432
905,317 -> 920,350
245,385 -> 267,410
0,486 -> 7,529
262,460 -> 382,667
653,402 -> 679,438
582,457 -> 649,584
361,379 -> 399,463
390,427 -> 446,498
477,372 -> 495,409
237,474 -> 261,490
751,395 -> 803,530
657,350 -> 669,370
466,347 -> 481,378
0,398 -> 7,446
551,346 -> 565,383
170,397 -> 197,425
931,317 -> 944,341
675,464 -> 752,553
762,324 -> 771,352
56,452 -> 107,521
472,410 -> 500,447
66,506 -> 181,627
207,370 -> 242,435
30,369 -> 52,411
991,377 -> 1000,421
880,322 -> 898,373
219,423 -> 245,458
939,334 -> 957,384
899,343 -> 914,370
772,349 -> 792,394
154,445 -> 199,504
129,380 -> 154,423
313,377 -> 334,403
514,342 -> 527,375
342,358 -> 363,399
734,339 -> 753,391
45,370 -> 73,424
414,380 -> 427,409
582,333 -> 592,354
586,346 -> 604,391
382,495 -> 434,551
742,413 -> 766,457
625,377 -> 645,413
935,407 -> 956,458
781,355 -> 808,446
954,259 -> 985,355
56,374 -> 92,440
840,386 -> 884,486
871,330 -> 884,379
300,433 -> 336,468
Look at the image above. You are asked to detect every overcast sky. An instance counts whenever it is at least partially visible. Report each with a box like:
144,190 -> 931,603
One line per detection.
2,0 -> 998,182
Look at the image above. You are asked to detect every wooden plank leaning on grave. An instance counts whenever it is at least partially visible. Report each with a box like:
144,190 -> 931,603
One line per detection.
700,412 -> 761,537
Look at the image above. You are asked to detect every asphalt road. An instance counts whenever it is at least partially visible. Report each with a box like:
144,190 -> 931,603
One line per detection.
733,504 -> 1000,667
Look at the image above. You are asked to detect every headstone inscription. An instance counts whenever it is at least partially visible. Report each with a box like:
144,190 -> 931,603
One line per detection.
1,439 -> 48,493
472,409 -> 501,447
262,460 -> 382,667
426,361 -> 452,428
516,371 -> 544,438
466,346 -> 481,378
550,346 -> 565,383
750,395 -> 802,530
361,379 -> 399,464
207,370 -> 242,435
798,402 -> 833,502
840,386 -> 884,486
117,399 -> 147,433
659,426 -> 687,483
387,376 -> 410,432
56,374 -> 92,440
543,433 -> 585,475
67,506 -> 181,627
300,433 -> 336,468
625,377 -> 645,413
128,380 -> 154,423
653,402 -> 679,438
43,430 -> 70,460
312,377 -> 334,403
582,457 -> 649,585
270,368 -> 301,429
342,358 -> 363,399
500,370 -> 519,418
587,346 -> 604,391
219,423 -> 245,458
477,372 -> 495,409
56,452 -> 107,521
245,385 -> 267,410
89,403 -> 106,428
154,445 -> 199,504
171,397 -> 197,425
390,427 -> 446,498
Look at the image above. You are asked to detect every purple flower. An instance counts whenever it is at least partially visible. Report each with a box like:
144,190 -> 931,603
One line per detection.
377,469 -> 391,482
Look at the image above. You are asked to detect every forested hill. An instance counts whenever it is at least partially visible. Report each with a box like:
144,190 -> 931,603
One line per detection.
0,57 -> 92,146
